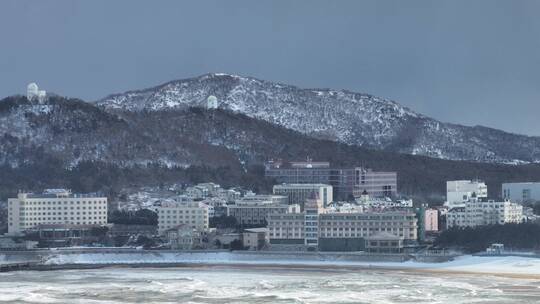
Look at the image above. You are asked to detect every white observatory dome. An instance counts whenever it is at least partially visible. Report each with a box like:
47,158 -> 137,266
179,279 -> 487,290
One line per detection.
207,95 -> 218,109
27,83 -> 39,100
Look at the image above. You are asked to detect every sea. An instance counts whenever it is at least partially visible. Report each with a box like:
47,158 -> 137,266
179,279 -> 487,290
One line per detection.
1,266 -> 540,303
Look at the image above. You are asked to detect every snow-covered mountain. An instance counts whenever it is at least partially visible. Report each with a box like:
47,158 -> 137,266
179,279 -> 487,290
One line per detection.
2,94 -> 540,200
97,73 -> 540,164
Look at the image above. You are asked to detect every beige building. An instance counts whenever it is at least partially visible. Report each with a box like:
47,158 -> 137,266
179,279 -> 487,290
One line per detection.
8,189 -> 108,235
157,201 -> 209,235
268,204 -> 418,250
318,211 -> 417,240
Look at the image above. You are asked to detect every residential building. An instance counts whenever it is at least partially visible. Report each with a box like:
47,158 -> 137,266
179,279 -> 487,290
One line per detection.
156,201 -> 209,235
446,198 -> 523,228
273,183 -> 333,208
446,180 -> 487,207
265,160 -> 397,200
8,189 -> 108,235
227,199 -> 297,226
502,182 -> 540,203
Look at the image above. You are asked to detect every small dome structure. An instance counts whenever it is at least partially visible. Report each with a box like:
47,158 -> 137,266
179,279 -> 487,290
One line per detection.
27,83 -> 39,99
26,82 -> 47,103
206,95 -> 218,109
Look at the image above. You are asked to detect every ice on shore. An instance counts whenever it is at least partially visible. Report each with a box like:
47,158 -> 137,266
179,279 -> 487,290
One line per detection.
30,251 -> 540,276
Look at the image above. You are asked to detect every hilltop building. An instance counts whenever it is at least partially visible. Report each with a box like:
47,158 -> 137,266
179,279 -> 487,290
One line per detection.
26,83 -> 46,103
206,95 -> 218,109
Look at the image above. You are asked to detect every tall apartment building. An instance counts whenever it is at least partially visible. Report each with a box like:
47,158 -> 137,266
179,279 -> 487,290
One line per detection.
502,182 -> 540,203
157,201 -> 209,235
273,184 -> 333,208
446,198 -> 523,229
268,201 -> 417,250
8,189 -> 108,235
446,180 -> 488,207
265,160 -> 397,200
227,199 -> 297,226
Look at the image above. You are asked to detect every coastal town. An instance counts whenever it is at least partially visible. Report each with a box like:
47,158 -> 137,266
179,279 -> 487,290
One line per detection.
1,158 -> 538,264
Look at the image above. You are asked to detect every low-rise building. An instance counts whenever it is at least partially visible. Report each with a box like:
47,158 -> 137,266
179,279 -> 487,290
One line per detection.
165,224 -> 199,250
242,227 -> 269,250
446,198 -> 523,228
365,232 -> 404,253
156,201 -> 209,235
8,189 -> 108,235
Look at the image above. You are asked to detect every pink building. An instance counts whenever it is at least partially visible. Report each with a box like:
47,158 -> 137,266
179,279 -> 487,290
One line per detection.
425,209 -> 439,232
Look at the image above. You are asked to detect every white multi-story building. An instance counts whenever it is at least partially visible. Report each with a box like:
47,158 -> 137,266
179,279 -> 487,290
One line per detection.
502,182 -> 540,203
157,201 -> 209,235
446,198 -> 523,228
446,180 -> 488,207
8,189 -> 108,235
273,183 -> 333,208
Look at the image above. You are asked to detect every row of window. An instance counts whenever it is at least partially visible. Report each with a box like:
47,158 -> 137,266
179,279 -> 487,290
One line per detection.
18,200 -> 106,205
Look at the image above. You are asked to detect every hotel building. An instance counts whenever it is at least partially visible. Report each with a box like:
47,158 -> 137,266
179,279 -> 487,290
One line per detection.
8,189 -> 108,235
268,197 -> 417,250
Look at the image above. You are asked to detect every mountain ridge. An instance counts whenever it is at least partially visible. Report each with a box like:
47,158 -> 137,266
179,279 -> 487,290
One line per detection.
96,73 -> 540,164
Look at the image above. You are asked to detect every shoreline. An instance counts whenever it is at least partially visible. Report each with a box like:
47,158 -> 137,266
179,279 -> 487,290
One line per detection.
23,261 -> 540,280
3,250 -> 540,278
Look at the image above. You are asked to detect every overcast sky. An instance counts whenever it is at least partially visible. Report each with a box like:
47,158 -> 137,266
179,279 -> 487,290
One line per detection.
1,0 -> 539,135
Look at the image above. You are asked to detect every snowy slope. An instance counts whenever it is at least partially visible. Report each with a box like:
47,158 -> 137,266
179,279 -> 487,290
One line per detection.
97,73 -> 540,164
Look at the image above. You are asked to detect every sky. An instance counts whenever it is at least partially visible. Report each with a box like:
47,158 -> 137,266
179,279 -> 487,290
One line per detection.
1,0 -> 539,136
